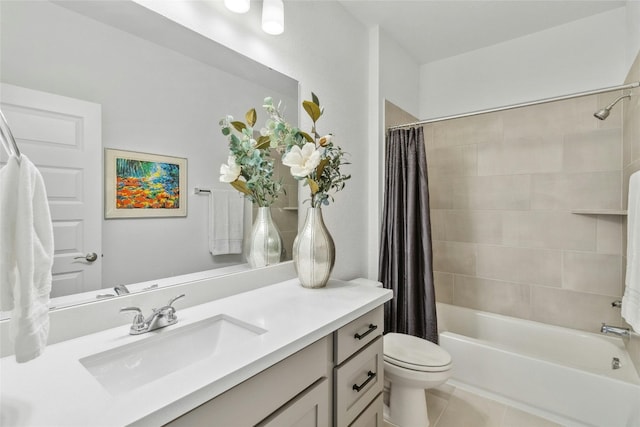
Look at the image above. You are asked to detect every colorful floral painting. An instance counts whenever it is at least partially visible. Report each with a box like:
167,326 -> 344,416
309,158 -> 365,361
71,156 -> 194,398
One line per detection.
105,149 -> 187,219
116,159 -> 180,209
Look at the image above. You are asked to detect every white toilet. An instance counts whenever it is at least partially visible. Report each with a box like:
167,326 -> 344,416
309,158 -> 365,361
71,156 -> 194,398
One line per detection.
383,332 -> 452,427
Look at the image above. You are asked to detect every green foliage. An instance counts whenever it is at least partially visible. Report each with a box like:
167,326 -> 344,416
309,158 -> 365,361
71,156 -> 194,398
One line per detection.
218,109 -> 284,207
263,93 -> 350,208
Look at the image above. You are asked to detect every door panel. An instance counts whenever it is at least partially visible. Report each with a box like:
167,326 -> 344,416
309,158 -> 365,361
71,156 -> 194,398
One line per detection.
1,83 -> 102,295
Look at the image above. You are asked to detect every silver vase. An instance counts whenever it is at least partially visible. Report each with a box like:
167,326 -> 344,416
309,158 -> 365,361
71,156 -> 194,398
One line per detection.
246,207 -> 283,268
293,207 -> 335,288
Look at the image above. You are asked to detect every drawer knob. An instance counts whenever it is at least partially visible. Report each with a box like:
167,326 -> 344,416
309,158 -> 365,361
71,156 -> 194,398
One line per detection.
354,324 -> 377,340
352,371 -> 376,392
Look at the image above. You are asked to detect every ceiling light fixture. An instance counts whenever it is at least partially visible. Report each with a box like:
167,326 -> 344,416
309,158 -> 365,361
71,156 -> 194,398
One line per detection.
224,0 -> 250,14
262,0 -> 284,35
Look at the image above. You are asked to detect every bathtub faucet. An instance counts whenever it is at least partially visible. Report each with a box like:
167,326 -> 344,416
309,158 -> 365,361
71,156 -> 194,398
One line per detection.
600,323 -> 630,338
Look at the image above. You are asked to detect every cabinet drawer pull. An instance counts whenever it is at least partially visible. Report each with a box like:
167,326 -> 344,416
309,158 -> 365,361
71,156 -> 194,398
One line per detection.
354,324 -> 377,340
352,371 -> 376,392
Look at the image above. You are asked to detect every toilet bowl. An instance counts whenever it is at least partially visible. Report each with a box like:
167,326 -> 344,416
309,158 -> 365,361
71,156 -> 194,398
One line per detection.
383,332 -> 452,427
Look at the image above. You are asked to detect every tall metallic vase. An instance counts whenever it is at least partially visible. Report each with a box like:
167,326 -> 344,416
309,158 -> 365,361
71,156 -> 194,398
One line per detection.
293,207 -> 335,288
246,207 -> 283,268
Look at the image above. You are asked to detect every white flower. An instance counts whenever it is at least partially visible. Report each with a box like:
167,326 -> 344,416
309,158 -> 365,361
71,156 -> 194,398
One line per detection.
283,143 -> 322,178
219,155 -> 241,182
318,134 -> 332,146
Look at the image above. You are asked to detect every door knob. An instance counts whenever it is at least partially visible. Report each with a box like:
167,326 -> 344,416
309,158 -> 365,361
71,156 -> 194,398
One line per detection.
74,252 -> 98,262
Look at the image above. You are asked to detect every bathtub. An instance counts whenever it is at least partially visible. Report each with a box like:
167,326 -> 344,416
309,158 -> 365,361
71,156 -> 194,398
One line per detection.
436,303 -> 640,427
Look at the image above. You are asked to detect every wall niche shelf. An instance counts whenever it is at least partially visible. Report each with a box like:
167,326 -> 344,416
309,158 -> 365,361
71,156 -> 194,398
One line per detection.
571,209 -> 627,216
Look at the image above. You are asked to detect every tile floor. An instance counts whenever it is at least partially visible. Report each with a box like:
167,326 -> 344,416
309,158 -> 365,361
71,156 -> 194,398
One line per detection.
384,383 -> 564,427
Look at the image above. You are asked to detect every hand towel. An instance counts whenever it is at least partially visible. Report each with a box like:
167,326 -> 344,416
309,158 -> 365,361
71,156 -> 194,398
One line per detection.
209,189 -> 244,255
623,171 -> 640,332
0,154 -> 54,362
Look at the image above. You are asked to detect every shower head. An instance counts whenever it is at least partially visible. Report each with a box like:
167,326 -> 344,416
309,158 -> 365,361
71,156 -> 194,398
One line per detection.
594,94 -> 631,120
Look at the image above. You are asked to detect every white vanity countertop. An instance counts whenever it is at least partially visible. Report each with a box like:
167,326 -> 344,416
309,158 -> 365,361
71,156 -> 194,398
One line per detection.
0,278 -> 392,426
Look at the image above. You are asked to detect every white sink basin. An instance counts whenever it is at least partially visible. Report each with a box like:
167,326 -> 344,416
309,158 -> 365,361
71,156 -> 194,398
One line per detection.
79,314 -> 267,395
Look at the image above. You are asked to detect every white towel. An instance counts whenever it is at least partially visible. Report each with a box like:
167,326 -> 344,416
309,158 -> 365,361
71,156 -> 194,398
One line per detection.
623,171 -> 640,332
209,189 -> 244,255
0,154 -> 54,362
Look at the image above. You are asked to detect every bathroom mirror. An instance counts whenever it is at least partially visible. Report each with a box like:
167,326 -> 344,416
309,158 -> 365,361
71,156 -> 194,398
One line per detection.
0,0 -> 299,309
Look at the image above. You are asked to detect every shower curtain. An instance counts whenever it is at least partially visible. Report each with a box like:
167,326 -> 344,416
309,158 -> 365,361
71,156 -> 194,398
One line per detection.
378,126 -> 438,343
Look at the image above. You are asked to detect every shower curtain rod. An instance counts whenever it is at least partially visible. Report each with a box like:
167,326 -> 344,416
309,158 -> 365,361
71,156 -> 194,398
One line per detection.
389,81 -> 640,130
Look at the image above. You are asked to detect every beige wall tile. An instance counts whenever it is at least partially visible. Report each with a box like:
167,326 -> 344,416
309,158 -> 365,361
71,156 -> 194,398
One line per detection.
427,175 -> 454,209
597,215 -> 623,255
476,245 -> 561,287
563,252 -> 623,296
502,211 -> 597,251
432,113 -> 502,150
434,271 -> 453,304
477,135 -> 564,176
563,128 -> 622,173
432,240 -> 476,275
430,209 -> 446,241
596,90 -> 624,130
421,123 -> 435,150
443,210 -> 503,244
451,175 -> 530,210
453,275 -> 531,319
531,286 -> 625,332
628,92 -> 640,164
501,96 -> 596,139
426,144 -> 477,176
530,171 -> 622,211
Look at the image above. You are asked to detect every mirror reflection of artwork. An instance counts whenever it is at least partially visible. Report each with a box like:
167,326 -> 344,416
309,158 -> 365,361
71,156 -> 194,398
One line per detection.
105,149 -> 187,218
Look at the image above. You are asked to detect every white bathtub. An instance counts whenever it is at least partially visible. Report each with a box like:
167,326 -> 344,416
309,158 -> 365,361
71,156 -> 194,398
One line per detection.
437,303 -> 640,427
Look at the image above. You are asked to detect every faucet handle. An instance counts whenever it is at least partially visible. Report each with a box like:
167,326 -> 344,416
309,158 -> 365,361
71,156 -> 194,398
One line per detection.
168,294 -> 185,307
120,307 -> 146,332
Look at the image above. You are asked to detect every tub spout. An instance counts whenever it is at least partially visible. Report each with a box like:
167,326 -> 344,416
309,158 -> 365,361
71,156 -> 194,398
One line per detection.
600,323 -> 629,338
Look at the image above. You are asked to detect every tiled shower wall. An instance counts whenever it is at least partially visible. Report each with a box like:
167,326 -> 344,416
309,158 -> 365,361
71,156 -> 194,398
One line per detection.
426,90 -> 628,333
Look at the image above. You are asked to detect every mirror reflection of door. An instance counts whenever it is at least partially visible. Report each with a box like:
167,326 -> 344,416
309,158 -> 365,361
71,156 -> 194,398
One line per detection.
1,83 -> 102,297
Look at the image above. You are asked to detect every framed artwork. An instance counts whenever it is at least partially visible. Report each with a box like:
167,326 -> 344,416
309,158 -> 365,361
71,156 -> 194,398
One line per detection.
105,149 -> 187,218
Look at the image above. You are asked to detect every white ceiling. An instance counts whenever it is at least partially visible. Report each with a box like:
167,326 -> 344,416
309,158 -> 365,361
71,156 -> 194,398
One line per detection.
338,0 -> 626,64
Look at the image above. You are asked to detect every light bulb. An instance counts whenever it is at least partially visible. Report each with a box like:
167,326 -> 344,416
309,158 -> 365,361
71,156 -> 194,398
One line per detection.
262,0 -> 284,35
225,0 -> 250,14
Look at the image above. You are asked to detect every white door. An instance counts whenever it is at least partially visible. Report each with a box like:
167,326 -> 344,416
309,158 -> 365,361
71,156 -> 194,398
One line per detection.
0,83 -> 102,297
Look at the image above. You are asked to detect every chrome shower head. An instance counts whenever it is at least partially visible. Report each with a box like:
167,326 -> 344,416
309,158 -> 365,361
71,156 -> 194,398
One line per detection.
594,94 -> 631,120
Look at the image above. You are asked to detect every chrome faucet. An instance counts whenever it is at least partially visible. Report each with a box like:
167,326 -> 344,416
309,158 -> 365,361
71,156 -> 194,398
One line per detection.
600,323 -> 630,338
120,294 -> 185,335
114,284 -> 130,295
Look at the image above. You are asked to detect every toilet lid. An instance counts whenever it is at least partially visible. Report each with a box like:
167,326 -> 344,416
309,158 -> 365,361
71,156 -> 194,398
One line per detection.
384,333 -> 452,371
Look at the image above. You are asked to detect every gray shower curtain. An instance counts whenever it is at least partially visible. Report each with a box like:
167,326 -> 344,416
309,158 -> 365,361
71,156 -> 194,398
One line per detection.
378,126 -> 438,343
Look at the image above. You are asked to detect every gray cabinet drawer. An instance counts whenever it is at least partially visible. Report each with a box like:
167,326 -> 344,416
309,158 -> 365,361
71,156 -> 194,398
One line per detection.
334,306 -> 383,365
257,378 -> 329,427
334,337 -> 384,427
348,392 -> 383,427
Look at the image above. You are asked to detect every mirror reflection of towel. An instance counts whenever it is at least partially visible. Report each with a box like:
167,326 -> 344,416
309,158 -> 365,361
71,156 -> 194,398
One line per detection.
209,190 -> 244,255
0,154 -> 54,363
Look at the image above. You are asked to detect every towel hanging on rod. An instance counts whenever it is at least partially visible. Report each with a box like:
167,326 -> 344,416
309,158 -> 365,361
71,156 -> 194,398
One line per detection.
0,109 -> 21,160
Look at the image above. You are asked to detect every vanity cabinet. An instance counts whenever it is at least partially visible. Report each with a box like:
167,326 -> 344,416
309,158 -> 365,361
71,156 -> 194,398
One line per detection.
333,306 -> 384,427
166,306 -> 384,427
166,336 -> 331,427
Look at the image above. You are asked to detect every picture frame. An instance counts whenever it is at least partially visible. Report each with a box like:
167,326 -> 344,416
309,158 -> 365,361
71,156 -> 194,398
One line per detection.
105,149 -> 187,219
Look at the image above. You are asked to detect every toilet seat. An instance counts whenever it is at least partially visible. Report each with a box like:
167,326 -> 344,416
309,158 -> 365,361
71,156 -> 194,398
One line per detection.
384,332 -> 452,373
